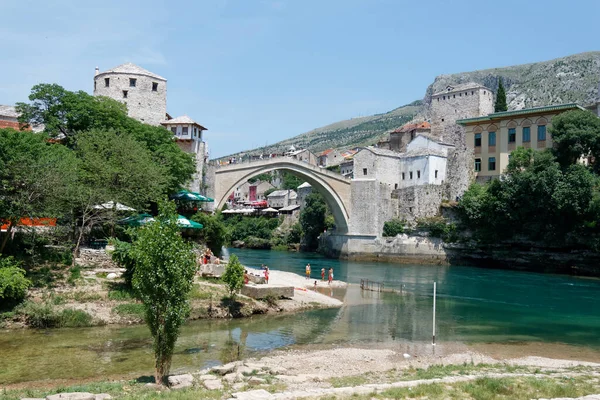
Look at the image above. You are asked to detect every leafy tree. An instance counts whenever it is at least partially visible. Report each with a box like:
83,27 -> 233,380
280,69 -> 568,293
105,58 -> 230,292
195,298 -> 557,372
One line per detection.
550,109 -> 600,171
263,188 -> 277,198
286,223 -> 303,244
248,173 -> 272,184
299,193 -> 327,250
191,212 -> 228,256
222,254 -> 244,297
0,256 -> 31,308
0,129 -> 78,253
223,215 -> 280,242
494,77 -> 508,112
109,238 -> 136,287
130,201 -> 196,385
281,171 -> 303,190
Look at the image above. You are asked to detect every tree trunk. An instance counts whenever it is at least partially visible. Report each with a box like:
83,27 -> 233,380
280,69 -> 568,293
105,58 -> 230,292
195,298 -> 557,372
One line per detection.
72,216 -> 88,266
0,223 -> 14,254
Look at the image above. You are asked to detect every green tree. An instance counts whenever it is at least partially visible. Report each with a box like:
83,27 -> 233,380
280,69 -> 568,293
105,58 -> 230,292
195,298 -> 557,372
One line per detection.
0,256 -> 31,308
299,193 -> 327,250
191,212 -> 228,256
382,219 -> 405,237
494,77 -> 508,112
130,201 -> 196,385
0,129 -> 78,253
281,171 -> 303,190
222,254 -> 244,297
550,109 -> 600,171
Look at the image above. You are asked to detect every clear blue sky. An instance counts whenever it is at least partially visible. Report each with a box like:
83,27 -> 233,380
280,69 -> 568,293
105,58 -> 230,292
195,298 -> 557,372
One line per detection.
1,0 -> 598,158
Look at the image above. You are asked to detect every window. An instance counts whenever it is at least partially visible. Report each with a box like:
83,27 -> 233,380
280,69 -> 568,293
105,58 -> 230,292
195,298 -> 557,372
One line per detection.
488,132 -> 496,146
152,82 -> 158,91
474,158 -> 481,172
508,128 -> 516,143
94,81 -> 97,91
122,90 -> 128,98
104,78 -> 110,87
394,183 -> 398,189
488,157 -> 496,171
363,168 -> 367,176
443,96 -> 446,100
410,171 -> 413,179
182,127 -> 188,135
402,172 -> 405,180
441,118 -> 445,122
129,78 -> 136,87
453,94 -> 455,98
537,125 -> 546,141
435,170 -> 438,178
523,127 -> 531,142
417,170 -> 421,179
474,133 -> 482,147
171,127 -> 177,135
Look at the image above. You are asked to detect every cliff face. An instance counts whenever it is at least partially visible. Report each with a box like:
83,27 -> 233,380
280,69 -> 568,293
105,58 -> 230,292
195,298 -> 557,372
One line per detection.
218,51 -> 600,160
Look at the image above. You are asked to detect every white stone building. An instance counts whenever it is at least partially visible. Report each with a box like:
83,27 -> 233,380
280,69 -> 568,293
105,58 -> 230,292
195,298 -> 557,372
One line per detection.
93,63 -> 167,126
161,115 -> 207,193
340,159 -> 354,178
296,182 -> 312,209
267,190 -> 298,209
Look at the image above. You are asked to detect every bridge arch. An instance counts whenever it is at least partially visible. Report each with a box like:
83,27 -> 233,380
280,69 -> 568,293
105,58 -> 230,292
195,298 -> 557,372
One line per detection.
214,159 -> 351,233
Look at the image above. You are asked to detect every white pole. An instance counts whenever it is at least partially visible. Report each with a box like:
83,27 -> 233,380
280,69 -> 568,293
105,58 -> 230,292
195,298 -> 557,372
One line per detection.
432,281 -> 437,346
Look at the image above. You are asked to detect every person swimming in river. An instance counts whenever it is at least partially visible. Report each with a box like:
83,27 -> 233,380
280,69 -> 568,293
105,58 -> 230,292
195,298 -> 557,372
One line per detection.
305,263 -> 311,280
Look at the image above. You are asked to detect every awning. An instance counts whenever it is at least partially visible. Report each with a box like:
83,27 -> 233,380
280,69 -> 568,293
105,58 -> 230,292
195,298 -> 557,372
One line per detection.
170,190 -> 214,202
93,201 -> 135,211
117,214 -> 203,229
279,204 -> 300,212
261,207 -> 279,213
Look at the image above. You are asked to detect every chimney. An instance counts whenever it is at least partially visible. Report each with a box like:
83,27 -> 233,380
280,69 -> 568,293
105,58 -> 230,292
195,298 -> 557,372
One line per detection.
95,66 -> 99,76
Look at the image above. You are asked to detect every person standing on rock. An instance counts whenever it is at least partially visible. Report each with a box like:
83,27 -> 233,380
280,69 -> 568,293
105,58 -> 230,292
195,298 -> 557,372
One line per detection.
305,263 -> 311,280
328,268 -> 333,285
321,267 -> 325,281
264,266 -> 269,284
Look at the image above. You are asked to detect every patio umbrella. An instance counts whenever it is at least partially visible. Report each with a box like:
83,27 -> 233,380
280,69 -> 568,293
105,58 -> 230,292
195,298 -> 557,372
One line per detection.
117,214 -> 203,229
93,201 -> 135,211
176,215 -> 203,229
170,190 -> 214,202
262,207 -> 279,213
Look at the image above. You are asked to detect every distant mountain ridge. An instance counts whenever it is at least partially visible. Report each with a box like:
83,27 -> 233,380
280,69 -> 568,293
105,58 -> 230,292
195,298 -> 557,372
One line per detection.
218,51 -> 600,160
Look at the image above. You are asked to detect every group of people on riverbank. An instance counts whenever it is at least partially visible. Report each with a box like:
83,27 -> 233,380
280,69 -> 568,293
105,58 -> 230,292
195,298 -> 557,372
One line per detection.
305,263 -> 334,284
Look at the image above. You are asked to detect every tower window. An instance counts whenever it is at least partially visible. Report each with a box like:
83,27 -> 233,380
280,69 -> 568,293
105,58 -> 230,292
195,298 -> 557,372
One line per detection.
453,94 -> 455,98
435,170 -> 438,178
94,81 -> 97,90
152,82 -> 158,91
104,78 -> 110,87
363,168 -> 368,176
394,183 -> 398,189
410,171 -> 413,179
129,78 -> 137,87
417,170 -> 421,179
402,172 -> 405,180
122,90 -> 128,98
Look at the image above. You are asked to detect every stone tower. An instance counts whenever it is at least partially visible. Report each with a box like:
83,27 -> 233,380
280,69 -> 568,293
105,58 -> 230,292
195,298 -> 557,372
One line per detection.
430,82 -> 494,138
93,63 -> 167,126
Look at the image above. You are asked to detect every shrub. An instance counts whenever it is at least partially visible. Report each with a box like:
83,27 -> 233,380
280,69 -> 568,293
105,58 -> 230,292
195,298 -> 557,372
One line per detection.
416,217 -> 457,241
244,236 -> 271,249
382,219 -> 405,237
60,309 -> 93,327
191,212 -> 227,256
222,255 -> 244,297
109,238 -> 136,287
112,303 -> 145,317
16,301 -> 61,328
286,223 -> 303,245
0,257 -> 31,308
67,265 -> 81,285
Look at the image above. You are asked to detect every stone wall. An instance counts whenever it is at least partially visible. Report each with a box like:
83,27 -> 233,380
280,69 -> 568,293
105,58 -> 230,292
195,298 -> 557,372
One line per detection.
321,233 -> 448,264
442,124 -> 474,201
430,86 -> 494,137
94,73 -> 167,126
349,179 -> 393,236
391,185 -> 444,223
203,164 -> 217,212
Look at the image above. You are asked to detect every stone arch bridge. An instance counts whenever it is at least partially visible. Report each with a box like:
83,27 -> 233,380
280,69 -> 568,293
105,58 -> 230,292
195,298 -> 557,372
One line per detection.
213,158 -> 352,233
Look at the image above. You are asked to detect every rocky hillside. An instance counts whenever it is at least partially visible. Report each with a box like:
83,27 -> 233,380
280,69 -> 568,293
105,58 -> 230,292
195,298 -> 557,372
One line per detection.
218,51 -> 600,160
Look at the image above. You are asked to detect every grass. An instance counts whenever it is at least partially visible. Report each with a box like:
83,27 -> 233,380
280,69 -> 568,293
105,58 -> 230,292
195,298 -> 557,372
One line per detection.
190,284 -> 214,300
106,283 -> 135,301
70,291 -> 103,302
13,300 -> 94,328
329,374 -> 370,388
67,265 -> 82,285
112,303 -> 145,318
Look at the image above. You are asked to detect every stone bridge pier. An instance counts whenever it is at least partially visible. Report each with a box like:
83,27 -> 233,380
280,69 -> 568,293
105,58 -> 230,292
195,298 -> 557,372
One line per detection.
211,158 -> 352,233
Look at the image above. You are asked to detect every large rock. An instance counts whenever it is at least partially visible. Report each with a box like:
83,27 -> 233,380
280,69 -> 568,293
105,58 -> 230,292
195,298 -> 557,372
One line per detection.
241,284 -> 294,299
247,377 -> 266,386
167,373 -> 194,389
231,389 -> 273,399
212,361 -> 241,375
46,394 -> 107,400
223,372 -> 243,383
203,379 -> 224,390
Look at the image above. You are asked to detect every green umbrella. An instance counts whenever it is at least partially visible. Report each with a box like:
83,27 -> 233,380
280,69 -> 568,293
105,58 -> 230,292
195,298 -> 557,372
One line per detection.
170,190 -> 214,202
176,215 -> 203,229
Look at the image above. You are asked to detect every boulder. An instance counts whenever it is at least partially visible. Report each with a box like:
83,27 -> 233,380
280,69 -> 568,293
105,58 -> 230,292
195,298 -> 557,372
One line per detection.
241,284 -> 294,300
167,373 -> 194,389
247,377 -> 266,386
197,374 -> 216,381
203,379 -> 224,390
235,366 -> 255,375
212,361 -> 241,375
46,394 -> 96,400
106,273 -> 118,280
231,389 -> 272,399
223,372 -> 243,383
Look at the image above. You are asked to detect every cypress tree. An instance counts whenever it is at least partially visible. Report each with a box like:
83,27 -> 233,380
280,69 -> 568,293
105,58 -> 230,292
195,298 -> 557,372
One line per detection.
495,77 -> 508,112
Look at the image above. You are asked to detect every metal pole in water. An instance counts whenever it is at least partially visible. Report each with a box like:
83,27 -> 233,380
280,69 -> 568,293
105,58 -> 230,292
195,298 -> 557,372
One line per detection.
432,282 -> 437,346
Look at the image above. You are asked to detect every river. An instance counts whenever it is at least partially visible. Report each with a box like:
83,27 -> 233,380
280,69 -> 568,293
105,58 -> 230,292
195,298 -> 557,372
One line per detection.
1,248 -> 599,385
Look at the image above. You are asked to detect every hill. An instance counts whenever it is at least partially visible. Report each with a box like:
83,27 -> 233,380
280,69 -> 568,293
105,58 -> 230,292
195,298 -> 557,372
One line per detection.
218,51 -> 600,160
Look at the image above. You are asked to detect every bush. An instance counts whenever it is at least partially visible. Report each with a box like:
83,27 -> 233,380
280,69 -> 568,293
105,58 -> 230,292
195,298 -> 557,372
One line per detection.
0,257 -> 31,308
109,238 -> 136,287
112,303 -> 145,317
244,236 -> 271,249
60,309 -> 93,327
16,301 -> 61,328
67,265 -> 81,285
222,255 -> 244,297
382,219 -> 405,237
416,217 -> 457,241
191,212 -> 227,256
286,223 -> 303,245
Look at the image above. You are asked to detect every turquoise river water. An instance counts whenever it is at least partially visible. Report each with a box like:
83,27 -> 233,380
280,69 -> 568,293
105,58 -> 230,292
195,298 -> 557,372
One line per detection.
1,248 -> 599,385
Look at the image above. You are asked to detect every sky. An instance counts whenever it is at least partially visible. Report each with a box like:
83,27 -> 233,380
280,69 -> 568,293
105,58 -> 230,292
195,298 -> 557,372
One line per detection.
1,0 -> 599,158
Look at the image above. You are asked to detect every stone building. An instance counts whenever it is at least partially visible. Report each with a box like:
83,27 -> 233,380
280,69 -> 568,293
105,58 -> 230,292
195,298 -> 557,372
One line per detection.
340,159 -> 354,178
458,103 -> 584,181
389,121 -> 431,152
267,190 -> 298,209
430,83 -> 494,138
161,115 -> 208,192
93,63 -> 167,126
296,182 -> 312,209
0,105 -> 27,130
317,149 -> 343,167
288,148 -> 318,166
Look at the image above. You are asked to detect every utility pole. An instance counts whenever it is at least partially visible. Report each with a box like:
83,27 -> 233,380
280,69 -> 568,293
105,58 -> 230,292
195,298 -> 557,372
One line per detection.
432,282 -> 437,346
